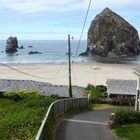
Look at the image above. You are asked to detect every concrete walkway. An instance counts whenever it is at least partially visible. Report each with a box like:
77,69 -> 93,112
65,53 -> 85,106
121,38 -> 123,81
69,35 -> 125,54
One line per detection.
56,109 -> 119,140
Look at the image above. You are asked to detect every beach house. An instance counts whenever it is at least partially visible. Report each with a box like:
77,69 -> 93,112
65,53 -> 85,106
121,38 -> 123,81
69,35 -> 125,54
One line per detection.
107,79 -> 137,98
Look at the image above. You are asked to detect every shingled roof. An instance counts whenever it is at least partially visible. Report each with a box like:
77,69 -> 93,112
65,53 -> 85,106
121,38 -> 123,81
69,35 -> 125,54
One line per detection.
0,79 -> 84,97
107,79 -> 137,95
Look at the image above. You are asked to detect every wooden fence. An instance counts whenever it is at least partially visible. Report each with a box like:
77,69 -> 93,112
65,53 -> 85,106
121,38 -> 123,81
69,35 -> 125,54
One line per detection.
35,97 -> 89,140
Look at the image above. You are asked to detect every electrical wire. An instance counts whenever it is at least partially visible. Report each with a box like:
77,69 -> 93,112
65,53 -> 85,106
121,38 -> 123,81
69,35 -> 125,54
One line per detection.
0,0 -> 93,95
75,0 -> 92,55
0,57 -> 68,80
49,55 -> 68,81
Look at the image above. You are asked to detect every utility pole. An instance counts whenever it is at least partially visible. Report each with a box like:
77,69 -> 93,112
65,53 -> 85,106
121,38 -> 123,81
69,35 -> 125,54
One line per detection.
68,34 -> 73,98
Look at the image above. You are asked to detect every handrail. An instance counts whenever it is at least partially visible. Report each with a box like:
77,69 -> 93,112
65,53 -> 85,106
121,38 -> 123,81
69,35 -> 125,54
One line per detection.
35,97 -> 88,140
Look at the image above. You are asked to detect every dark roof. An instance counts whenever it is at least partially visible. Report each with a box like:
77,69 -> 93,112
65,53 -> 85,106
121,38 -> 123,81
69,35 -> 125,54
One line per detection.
134,66 -> 140,76
107,79 -> 137,95
0,79 -> 84,97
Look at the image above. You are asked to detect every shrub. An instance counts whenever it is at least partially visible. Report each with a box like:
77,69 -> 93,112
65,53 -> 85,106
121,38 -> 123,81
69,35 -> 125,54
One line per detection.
85,83 -> 95,90
2,92 -> 20,101
2,89 -> 40,101
90,97 -> 135,106
16,89 -> 40,98
96,85 -> 107,92
111,98 -> 135,106
84,84 -> 107,99
110,110 -> 140,126
90,87 -> 104,99
83,89 -> 90,96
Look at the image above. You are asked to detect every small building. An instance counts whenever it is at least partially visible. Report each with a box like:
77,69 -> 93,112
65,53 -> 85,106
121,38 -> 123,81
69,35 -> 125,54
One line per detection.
107,79 -> 137,98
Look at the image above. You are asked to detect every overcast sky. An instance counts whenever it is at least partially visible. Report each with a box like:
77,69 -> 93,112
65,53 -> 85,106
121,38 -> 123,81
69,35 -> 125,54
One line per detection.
0,0 -> 140,40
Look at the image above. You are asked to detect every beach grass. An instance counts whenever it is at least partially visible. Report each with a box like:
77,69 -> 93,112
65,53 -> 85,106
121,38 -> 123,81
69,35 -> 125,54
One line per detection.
0,95 -> 56,140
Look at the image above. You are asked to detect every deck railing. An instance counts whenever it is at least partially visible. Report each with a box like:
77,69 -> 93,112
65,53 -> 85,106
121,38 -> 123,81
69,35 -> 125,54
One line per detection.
35,97 -> 88,140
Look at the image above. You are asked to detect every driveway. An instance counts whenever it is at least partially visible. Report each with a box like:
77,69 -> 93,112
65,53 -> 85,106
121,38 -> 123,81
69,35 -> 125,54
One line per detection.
55,109 -> 119,140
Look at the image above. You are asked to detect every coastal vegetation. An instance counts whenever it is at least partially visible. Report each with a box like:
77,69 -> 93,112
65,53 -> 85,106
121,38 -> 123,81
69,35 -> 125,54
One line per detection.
0,90 -> 58,140
110,110 -> 140,140
84,84 -> 135,106
110,110 -> 140,125
113,124 -> 140,140
84,84 -> 107,99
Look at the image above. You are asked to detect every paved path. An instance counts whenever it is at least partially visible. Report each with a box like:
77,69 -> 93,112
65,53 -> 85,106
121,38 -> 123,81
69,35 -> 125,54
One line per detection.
56,109 -> 119,140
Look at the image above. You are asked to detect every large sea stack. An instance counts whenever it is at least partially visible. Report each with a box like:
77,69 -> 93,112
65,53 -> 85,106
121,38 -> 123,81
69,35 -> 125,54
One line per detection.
85,8 -> 140,56
5,36 -> 18,53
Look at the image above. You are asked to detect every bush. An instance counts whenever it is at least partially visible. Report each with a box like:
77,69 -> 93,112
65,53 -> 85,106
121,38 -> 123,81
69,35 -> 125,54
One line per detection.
2,92 -> 20,101
111,98 -> 135,106
84,84 -> 107,99
85,83 -> 95,90
2,89 -> 40,101
110,110 -> 140,126
90,97 -> 135,106
90,87 -> 104,99
96,85 -> 107,92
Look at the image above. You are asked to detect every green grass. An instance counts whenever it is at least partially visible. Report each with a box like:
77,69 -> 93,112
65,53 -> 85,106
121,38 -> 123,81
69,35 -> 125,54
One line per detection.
91,103 -> 134,110
113,124 -> 140,140
91,103 -> 119,110
0,96 -> 56,140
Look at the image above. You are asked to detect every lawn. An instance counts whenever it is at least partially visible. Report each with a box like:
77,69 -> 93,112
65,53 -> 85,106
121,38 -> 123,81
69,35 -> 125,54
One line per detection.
113,124 -> 140,140
92,103 -> 118,110
0,94 -> 56,140
91,103 -> 134,110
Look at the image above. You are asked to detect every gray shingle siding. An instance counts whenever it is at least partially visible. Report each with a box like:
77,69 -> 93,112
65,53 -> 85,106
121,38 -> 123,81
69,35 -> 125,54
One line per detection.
107,79 -> 137,95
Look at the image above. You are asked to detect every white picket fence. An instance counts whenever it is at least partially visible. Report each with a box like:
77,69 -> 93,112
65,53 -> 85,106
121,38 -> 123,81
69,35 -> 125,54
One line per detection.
35,97 -> 89,140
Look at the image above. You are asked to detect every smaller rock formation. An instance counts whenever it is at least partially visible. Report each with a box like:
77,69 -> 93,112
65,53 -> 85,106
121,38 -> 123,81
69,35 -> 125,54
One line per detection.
28,46 -> 33,48
18,45 -> 24,49
5,36 -> 18,53
28,51 -> 42,55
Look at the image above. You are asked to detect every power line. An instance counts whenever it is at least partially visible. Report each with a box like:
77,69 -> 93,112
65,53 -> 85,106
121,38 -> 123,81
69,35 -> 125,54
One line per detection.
0,45 -> 69,81
1,62 -> 68,80
49,55 -> 69,80
75,0 -> 92,55
0,62 -> 68,95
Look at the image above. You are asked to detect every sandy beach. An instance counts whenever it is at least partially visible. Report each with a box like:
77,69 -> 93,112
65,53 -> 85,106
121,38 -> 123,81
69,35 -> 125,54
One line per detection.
0,62 -> 137,87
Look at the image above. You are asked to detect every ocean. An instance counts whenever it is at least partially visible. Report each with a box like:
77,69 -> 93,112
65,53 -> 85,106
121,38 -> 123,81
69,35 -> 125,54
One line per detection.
0,40 -> 140,64
0,40 -> 87,64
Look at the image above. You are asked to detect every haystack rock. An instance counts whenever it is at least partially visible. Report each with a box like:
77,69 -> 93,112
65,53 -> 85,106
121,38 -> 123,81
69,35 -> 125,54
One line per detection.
84,8 -> 140,56
5,36 -> 18,53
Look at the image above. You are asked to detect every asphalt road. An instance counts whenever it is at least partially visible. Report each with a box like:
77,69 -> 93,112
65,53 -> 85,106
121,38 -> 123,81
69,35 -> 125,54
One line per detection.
55,109 -> 119,140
